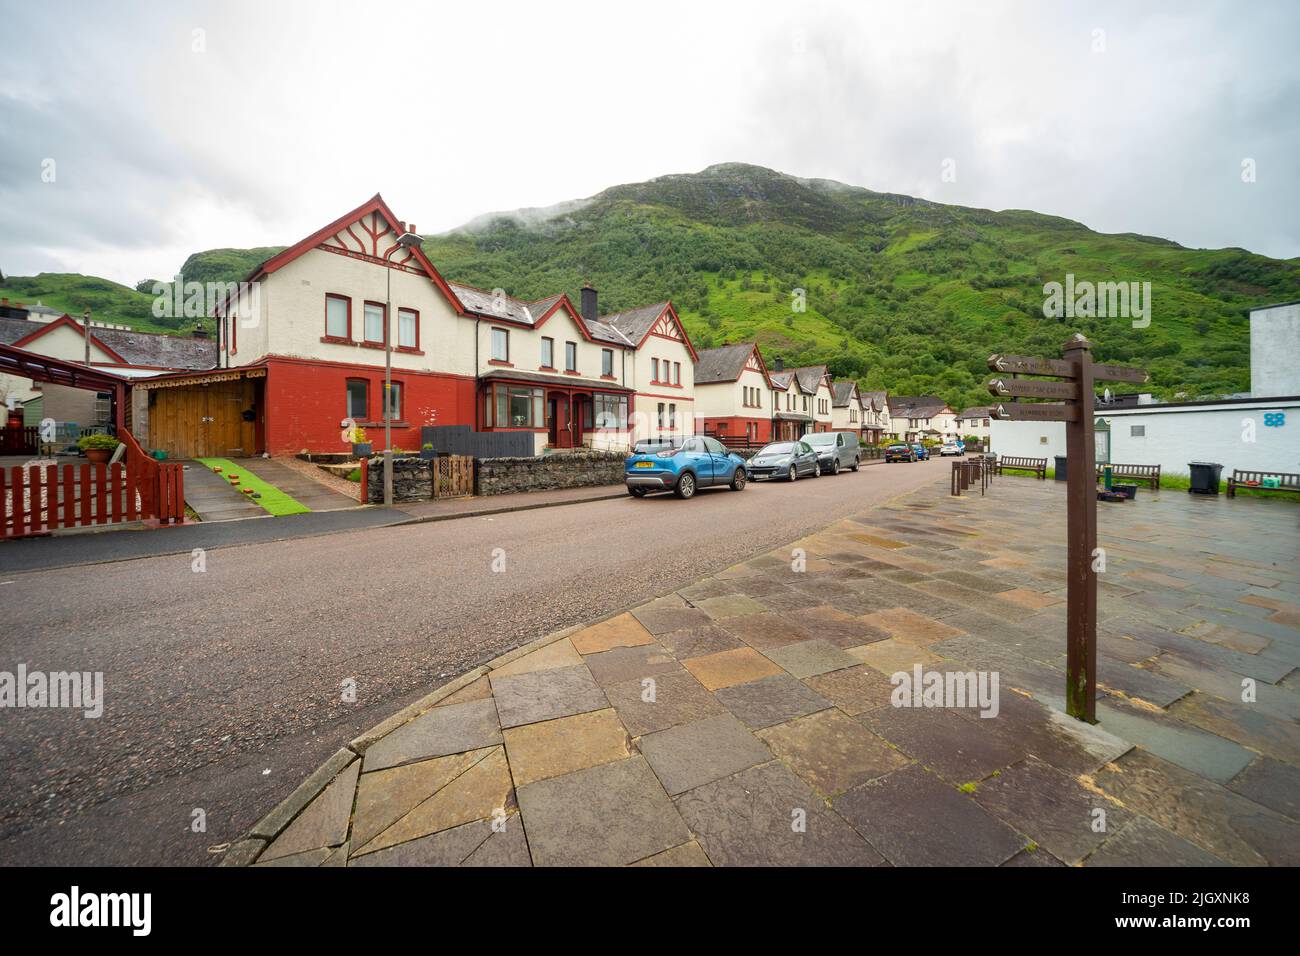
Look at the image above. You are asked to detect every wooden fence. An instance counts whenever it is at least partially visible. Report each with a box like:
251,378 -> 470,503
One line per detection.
0,425 -> 39,455
0,430 -> 184,539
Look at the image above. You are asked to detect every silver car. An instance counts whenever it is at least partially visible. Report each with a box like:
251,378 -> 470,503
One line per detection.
803,431 -> 862,474
746,441 -> 820,481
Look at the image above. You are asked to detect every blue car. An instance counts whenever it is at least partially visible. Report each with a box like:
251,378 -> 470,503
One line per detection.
626,436 -> 748,499
911,442 -> 931,461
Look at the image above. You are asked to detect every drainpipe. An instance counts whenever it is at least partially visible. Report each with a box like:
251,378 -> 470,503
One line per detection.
474,316 -> 481,430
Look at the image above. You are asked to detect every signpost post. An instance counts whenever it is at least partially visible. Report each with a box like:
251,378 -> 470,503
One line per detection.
989,335 -> 1147,723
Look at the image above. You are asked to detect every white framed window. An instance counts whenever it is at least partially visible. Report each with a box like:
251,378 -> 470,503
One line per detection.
541,337 -> 554,368
397,309 -> 418,349
565,341 -> 577,372
364,302 -> 385,344
602,349 -> 613,376
491,328 -> 509,362
325,294 -> 350,339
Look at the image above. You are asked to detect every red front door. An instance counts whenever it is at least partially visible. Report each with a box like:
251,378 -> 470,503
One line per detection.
549,394 -> 571,448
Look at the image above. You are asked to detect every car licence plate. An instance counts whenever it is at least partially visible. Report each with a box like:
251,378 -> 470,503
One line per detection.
635,461 -> 655,468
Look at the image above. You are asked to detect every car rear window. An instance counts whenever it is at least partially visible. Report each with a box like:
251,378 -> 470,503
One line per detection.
761,443 -> 796,454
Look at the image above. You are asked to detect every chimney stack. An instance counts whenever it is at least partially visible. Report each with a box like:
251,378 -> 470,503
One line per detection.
774,355 -> 784,372
580,281 -> 598,324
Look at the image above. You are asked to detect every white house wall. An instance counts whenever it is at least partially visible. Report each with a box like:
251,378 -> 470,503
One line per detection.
990,399 -> 1300,476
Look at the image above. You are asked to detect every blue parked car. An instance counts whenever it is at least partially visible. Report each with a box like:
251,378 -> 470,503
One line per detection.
911,442 -> 931,461
626,436 -> 748,499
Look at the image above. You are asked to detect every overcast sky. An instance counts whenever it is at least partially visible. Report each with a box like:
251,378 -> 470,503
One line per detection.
2,0 -> 1297,286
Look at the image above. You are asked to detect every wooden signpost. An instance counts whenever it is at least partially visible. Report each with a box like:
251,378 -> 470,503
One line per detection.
988,335 -> 1148,723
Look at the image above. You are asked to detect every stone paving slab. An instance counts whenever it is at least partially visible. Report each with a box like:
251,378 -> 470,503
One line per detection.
234,474 -> 1300,867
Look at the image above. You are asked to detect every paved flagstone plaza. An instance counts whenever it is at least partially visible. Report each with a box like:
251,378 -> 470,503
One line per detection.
228,476 -> 1300,867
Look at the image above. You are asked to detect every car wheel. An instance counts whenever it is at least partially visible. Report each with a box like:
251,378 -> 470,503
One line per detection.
629,487 -> 648,498
830,458 -> 840,475
730,467 -> 746,491
851,457 -> 860,472
788,465 -> 798,482
675,472 -> 696,499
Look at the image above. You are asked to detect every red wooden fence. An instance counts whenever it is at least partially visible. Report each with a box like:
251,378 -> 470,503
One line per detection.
0,429 -> 184,539
0,425 -> 39,455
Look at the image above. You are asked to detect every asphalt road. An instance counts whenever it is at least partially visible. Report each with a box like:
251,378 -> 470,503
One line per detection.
0,457 -> 950,865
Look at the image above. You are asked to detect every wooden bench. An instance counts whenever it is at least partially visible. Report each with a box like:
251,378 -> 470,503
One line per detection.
993,456 -> 1047,479
1227,470 -> 1300,498
1095,462 -> 1161,490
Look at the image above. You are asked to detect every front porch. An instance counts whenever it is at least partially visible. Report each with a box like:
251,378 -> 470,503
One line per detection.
480,371 -> 632,454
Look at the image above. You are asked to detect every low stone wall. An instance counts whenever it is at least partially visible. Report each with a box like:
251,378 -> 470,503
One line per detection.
364,456 -> 432,502
475,451 -> 625,497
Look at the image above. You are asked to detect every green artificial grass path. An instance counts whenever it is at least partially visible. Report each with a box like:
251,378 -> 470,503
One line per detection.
195,458 -> 311,517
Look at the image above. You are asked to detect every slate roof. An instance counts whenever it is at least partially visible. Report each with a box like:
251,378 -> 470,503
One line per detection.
695,343 -> 756,384
889,395 -> 951,417
0,316 -> 33,345
94,328 -> 216,369
956,406 -> 991,420
789,365 -> 828,394
599,302 -> 669,344
448,282 -> 558,326
0,316 -> 215,370
769,369 -> 796,390
831,380 -> 858,407
862,390 -> 889,412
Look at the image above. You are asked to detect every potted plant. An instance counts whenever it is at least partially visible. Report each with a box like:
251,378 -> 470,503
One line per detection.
77,432 -> 121,465
419,442 -> 436,460
348,426 -> 372,458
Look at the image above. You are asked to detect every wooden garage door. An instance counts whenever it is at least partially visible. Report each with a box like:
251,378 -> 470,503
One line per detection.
149,380 -> 257,459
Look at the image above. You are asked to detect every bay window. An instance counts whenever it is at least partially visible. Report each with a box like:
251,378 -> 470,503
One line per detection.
592,393 -> 627,430
483,383 -> 544,428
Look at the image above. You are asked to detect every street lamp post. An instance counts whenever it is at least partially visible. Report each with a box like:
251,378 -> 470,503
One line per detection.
384,230 -> 425,506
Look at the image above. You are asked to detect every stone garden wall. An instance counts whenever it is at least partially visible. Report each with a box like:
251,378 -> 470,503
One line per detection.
475,451 -> 625,497
364,456 -> 432,502
366,451 -> 626,501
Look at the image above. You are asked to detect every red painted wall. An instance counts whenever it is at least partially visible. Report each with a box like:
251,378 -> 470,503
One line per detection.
262,356 -> 476,455
702,415 -> 773,443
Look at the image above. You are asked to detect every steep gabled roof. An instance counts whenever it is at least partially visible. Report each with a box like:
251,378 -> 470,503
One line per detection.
600,301 -> 698,361
789,365 -> 829,394
889,394 -> 951,417
862,390 -> 889,412
695,342 -> 770,385
831,380 -> 859,407
220,193 -> 465,316
956,406 -> 991,420
768,370 -> 791,389
5,314 -> 215,371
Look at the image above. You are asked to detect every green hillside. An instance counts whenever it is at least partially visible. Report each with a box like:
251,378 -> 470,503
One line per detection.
0,274 -> 191,335
422,164 -> 1298,410
7,164 -> 1296,411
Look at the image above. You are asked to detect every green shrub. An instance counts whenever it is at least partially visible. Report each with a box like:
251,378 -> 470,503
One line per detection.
77,433 -> 121,452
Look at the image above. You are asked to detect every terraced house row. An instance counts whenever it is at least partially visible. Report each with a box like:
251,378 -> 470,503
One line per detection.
123,195 -> 698,458
3,194 -> 893,459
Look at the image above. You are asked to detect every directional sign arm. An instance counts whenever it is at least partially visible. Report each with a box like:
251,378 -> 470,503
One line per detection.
988,378 -> 1081,400
1092,363 -> 1150,385
987,354 -> 1077,378
991,402 -> 1080,422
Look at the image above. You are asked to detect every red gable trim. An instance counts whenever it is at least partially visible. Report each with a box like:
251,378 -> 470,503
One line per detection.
633,302 -> 698,362
12,314 -> 130,365
216,194 -> 466,316
746,343 -> 775,389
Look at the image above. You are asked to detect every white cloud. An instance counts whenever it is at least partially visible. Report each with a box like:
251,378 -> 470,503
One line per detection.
1,0 -> 1296,286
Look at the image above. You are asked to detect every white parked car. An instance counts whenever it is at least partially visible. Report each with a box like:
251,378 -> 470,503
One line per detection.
939,441 -> 964,457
